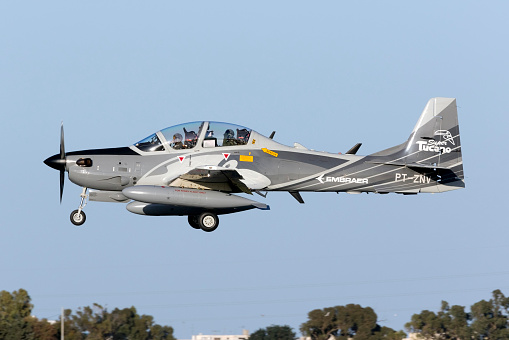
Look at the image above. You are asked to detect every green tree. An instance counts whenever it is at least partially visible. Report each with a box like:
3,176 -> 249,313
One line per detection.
335,304 -> 379,339
27,316 -> 58,340
250,325 -> 296,340
58,303 -> 176,340
444,304 -> 471,340
470,289 -> 509,340
406,290 -> 509,339
405,301 -> 471,340
300,307 -> 339,340
0,289 -> 34,340
0,289 -> 176,340
301,304 -> 404,340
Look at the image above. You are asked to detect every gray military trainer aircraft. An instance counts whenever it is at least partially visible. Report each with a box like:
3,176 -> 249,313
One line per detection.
44,97 -> 464,232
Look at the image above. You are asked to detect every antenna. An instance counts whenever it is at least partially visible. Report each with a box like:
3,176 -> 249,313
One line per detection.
61,307 -> 64,340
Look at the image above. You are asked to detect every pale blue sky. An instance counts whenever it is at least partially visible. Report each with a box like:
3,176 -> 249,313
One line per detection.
1,1 -> 508,338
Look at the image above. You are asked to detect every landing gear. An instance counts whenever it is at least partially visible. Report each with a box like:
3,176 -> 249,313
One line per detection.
70,209 -> 86,226
188,212 -> 219,232
70,187 -> 88,226
188,215 -> 201,229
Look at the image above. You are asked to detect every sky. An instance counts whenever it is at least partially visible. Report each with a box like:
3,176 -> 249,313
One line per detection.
1,1 -> 508,338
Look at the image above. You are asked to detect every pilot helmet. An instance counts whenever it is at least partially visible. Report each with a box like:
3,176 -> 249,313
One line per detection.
224,129 -> 234,138
173,133 -> 182,143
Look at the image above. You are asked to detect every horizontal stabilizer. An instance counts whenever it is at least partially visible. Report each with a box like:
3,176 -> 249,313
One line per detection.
366,161 -> 449,170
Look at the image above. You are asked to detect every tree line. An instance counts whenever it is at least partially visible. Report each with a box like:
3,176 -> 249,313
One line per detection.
0,289 -> 175,340
1,289 -> 508,340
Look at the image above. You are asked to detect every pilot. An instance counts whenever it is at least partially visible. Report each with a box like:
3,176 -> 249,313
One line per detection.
223,129 -> 235,146
172,133 -> 183,149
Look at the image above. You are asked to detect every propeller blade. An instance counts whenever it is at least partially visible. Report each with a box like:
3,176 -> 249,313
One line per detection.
60,122 -> 65,160
60,168 -> 65,203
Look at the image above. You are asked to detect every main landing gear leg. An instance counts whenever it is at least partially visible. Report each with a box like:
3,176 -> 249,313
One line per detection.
70,187 -> 88,226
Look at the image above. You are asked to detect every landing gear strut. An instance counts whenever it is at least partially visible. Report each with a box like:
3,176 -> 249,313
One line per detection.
188,212 -> 219,232
70,187 -> 88,226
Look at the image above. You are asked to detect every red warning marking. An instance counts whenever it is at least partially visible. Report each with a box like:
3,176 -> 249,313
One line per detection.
178,156 -> 185,163
223,153 -> 230,160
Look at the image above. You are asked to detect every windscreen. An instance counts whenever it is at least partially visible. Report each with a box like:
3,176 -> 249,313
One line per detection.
134,133 -> 164,152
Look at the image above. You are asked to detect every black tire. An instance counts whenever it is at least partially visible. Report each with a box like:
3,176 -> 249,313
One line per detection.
187,215 -> 201,229
70,209 -> 86,226
198,212 -> 219,232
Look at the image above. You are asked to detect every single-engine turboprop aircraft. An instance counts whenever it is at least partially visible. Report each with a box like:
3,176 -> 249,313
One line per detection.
44,97 -> 464,232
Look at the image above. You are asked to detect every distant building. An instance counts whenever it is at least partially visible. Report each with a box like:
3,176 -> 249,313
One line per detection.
191,329 -> 250,340
186,331 -> 415,340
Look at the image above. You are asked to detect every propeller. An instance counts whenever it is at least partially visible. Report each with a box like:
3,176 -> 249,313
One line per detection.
59,123 -> 65,202
44,122 -> 67,202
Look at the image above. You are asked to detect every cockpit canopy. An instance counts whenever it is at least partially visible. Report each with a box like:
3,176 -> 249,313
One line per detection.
134,121 -> 252,152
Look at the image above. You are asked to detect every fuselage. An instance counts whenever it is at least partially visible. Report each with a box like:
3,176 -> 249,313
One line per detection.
47,127 -> 462,196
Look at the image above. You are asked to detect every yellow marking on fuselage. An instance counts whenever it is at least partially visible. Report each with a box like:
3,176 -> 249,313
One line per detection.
240,155 -> 253,162
262,148 -> 278,157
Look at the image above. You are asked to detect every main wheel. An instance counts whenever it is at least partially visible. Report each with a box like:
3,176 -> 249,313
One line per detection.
70,209 -> 86,226
187,215 -> 201,229
198,212 -> 219,232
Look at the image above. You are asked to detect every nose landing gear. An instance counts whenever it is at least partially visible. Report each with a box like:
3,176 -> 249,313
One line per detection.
70,187 -> 88,226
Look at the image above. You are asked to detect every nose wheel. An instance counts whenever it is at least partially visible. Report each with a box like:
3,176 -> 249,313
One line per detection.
70,187 -> 88,226
70,209 -> 86,226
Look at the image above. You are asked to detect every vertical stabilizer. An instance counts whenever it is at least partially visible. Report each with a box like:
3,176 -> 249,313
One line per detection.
406,98 -> 464,189
405,98 -> 462,170
370,98 -> 464,191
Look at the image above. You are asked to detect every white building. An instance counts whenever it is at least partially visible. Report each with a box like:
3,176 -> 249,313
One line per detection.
190,329 -> 250,340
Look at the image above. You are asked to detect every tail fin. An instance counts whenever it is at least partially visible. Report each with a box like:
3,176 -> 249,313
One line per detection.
372,97 -> 464,191
406,97 -> 462,164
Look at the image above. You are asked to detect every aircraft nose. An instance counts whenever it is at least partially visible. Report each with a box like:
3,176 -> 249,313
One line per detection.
44,154 -> 66,171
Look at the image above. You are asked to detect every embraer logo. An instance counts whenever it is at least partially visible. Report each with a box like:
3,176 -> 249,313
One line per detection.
317,174 -> 368,184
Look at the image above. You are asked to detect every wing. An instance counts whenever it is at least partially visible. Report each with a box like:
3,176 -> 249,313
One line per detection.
171,166 -> 271,194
